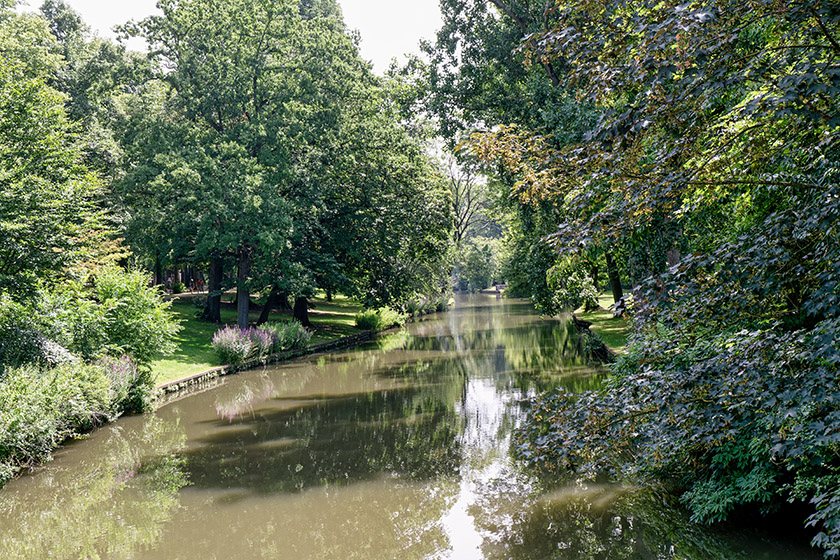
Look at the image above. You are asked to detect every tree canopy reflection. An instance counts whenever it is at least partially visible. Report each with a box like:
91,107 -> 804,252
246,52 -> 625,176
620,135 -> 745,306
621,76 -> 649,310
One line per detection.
0,415 -> 189,560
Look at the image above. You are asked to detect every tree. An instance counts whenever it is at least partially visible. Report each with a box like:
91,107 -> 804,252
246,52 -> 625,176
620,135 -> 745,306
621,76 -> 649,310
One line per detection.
119,0 -> 452,327
39,0 -> 152,181
446,154 -> 493,248
123,0 -> 355,328
0,4 -> 61,79
421,0 -> 624,309
316,82 -> 453,307
490,0 -> 840,554
0,56 -> 104,297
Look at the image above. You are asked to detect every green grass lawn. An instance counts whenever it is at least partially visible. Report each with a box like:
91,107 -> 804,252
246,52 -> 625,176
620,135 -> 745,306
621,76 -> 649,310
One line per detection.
575,293 -> 631,354
151,293 -> 365,386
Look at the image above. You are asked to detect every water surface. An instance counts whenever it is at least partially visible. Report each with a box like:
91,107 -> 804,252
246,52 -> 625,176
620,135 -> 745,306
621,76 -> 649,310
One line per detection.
0,296 -> 819,559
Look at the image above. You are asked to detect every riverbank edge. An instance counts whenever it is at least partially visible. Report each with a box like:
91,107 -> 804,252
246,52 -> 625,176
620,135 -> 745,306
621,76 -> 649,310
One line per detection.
154,296 -> 461,400
156,329 -> 376,400
573,293 -> 631,357
0,305 -> 444,489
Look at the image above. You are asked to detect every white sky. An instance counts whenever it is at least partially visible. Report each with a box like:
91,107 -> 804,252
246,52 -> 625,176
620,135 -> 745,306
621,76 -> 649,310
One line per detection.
16,0 -> 443,74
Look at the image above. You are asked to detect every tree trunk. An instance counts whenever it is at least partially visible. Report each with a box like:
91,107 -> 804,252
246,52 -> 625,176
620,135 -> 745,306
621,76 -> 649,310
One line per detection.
154,255 -> 163,287
293,296 -> 313,327
237,247 -> 252,329
666,247 -> 681,268
590,264 -> 600,292
605,250 -> 624,304
326,288 -> 333,302
256,286 -> 281,326
279,292 -> 292,311
202,256 -> 223,323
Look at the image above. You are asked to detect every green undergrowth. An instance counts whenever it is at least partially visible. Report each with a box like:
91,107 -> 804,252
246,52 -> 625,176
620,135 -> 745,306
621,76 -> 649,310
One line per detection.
354,307 -> 408,331
151,293 -> 364,386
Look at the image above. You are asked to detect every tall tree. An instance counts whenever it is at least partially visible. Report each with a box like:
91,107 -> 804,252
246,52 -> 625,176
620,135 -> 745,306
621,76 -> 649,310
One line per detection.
447,155 -> 491,248
422,0 -> 621,308
124,0 -> 362,327
316,82 -> 453,307
119,0 -> 452,326
0,55 -> 103,297
493,0 -> 840,554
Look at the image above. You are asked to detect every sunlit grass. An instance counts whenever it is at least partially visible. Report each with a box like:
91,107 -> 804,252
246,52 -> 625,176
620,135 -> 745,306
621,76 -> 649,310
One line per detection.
151,293 -> 365,386
575,292 -> 630,354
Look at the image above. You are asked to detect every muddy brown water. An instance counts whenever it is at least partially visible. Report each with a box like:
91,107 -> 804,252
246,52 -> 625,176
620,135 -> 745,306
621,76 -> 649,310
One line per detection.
0,295 -> 820,559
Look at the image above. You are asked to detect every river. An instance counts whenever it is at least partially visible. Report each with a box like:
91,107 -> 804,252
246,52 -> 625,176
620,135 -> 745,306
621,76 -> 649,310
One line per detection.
0,295 -> 820,559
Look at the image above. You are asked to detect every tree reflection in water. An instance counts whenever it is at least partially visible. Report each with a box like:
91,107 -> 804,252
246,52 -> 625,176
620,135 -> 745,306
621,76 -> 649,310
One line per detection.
0,295 -> 819,559
0,415 -> 189,560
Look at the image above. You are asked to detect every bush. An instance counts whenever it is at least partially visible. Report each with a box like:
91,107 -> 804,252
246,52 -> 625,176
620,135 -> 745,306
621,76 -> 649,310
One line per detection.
354,307 -> 407,331
0,362 -> 114,486
171,282 -> 186,294
0,328 -> 76,375
35,287 -> 105,363
405,295 -> 449,316
97,355 -> 156,414
0,294 -> 79,375
29,267 -> 181,367
405,298 -> 423,317
263,321 -> 312,351
211,325 -> 284,366
543,261 -> 600,315
354,309 -> 381,331
212,326 -> 255,366
251,328 -> 275,359
91,266 -> 181,365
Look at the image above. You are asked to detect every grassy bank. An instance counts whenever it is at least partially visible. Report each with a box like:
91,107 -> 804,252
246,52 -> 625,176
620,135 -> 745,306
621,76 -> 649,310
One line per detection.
151,294 -> 364,386
574,293 -> 630,354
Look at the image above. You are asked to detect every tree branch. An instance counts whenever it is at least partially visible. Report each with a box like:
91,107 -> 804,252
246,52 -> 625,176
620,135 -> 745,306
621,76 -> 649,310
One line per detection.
488,0 -> 560,86
488,0 -> 528,32
811,8 -> 840,54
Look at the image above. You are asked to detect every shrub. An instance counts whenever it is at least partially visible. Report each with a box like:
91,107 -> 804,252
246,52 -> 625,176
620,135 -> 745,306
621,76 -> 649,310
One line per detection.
0,296 -> 43,373
354,309 -> 381,331
211,325 -> 282,366
0,362 -> 114,486
544,261 -> 600,315
171,282 -> 186,294
91,266 -> 181,365
405,297 -> 438,316
0,328 -> 77,374
0,294 -> 79,375
31,267 -> 181,367
97,355 -> 156,414
405,298 -> 423,317
404,295 -> 447,316
212,326 -> 255,366
36,287 -> 105,363
263,321 -> 312,352
378,307 -> 407,329
354,307 -> 407,331
251,328 -> 275,359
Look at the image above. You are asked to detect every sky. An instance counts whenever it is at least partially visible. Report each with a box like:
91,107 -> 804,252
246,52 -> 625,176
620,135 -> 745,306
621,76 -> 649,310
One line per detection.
17,0 -> 443,74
